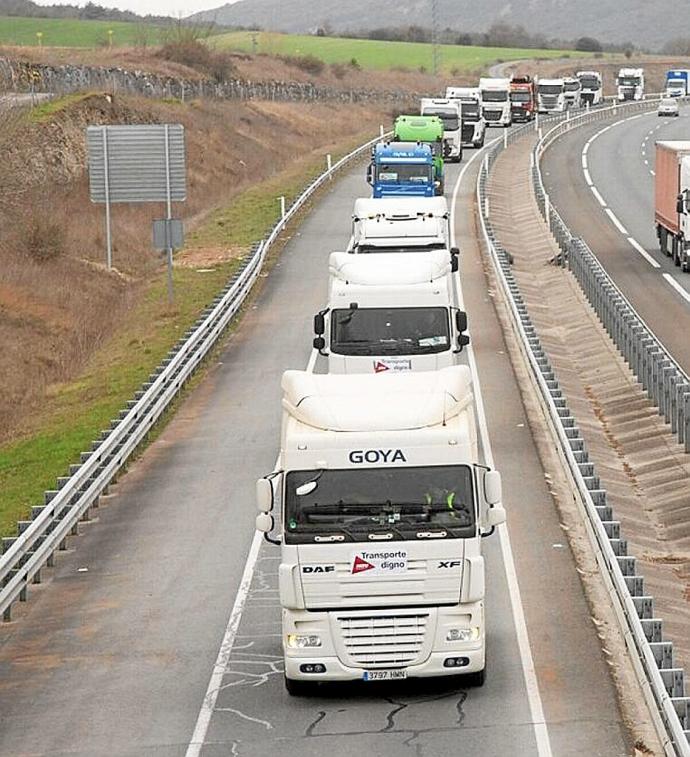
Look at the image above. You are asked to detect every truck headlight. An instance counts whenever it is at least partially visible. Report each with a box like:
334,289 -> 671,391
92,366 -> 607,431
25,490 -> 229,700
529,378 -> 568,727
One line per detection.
446,627 -> 480,643
286,634 -> 322,649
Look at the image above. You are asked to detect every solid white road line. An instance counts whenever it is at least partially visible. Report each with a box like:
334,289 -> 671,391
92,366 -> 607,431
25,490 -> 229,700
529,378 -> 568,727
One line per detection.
627,237 -> 661,268
581,155 -> 588,169
663,272 -> 690,303
583,168 -> 593,186
451,144 -> 554,757
185,529 -> 264,757
605,208 -> 628,235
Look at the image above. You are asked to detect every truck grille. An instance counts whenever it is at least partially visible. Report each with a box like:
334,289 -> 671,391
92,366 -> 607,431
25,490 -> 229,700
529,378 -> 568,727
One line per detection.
484,111 -> 501,122
336,612 -> 429,668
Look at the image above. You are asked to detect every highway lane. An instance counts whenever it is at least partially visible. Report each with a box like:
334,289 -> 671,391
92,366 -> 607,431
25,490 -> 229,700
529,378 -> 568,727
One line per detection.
0,149 -> 629,756
542,107 -> 690,374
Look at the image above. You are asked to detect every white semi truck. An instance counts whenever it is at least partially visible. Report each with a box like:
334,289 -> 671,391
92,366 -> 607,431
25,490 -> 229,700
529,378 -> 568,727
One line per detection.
576,71 -> 603,106
445,87 -> 486,147
420,98 -> 463,162
478,77 -> 512,127
348,197 -> 452,255
255,366 -> 506,694
617,68 -> 644,101
312,249 -> 469,374
537,78 -> 566,113
563,76 -> 582,108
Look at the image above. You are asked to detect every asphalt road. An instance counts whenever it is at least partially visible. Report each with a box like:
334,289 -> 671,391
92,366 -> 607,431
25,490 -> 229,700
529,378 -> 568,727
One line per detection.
0,145 -> 630,756
542,105 -> 690,374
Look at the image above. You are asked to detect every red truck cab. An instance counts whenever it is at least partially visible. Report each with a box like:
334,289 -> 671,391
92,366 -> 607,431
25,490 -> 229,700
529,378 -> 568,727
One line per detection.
510,75 -> 536,122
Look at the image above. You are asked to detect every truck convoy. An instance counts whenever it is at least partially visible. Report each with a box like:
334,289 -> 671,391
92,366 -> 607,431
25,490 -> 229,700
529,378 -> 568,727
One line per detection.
537,78 -> 566,113
509,75 -> 536,122
256,366 -> 506,694
664,69 -> 690,97
394,115 -> 447,194
655,141 -> 690,272
617,68 -> 645,101
576,71 -> 603,106
478,77 -> 512,126
563,77 -> 582,108
368,143 -> 436,198
420,98 -> 463,162
349,197 -> 451,254
445,87 -> 486,147
313,249 -> 468,374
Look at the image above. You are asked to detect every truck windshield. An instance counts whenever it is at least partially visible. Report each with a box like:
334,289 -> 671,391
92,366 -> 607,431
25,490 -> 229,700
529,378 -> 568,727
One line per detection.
376,164 -> 432,185
331,306 -> 450,355
538,84 -> 563,95
564,81 -> 580,91
668,79 -> 685,87
510,91 -> 532,102
579,77 -> 600,90
619,77 -> 640,86
355,243 -> 447,254
460,102 -> 479,118
422,109 -> 459,130
285,465 -> 476,543
480,90 -> 507,102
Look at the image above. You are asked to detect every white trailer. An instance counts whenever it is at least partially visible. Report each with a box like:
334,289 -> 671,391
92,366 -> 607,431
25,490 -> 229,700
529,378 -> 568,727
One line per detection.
420,98 -> 463,162
537,78 -> 566,113
312,249 -> 469,374
255,366 -> 506,694
576,71 -> 603,106
478,77 -> 511,127
348,197 -> 452,254
445,86 -> 486,147
617,68 -> 644,101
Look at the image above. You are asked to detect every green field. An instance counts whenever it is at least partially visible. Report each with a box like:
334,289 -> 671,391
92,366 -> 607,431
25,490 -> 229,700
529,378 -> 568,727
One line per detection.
0,16 -> 164,47
212,31 -> 587,73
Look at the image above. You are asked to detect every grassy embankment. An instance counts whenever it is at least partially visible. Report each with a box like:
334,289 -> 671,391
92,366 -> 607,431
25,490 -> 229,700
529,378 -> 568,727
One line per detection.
0,123 -> 371,538
213,30 -> 590,74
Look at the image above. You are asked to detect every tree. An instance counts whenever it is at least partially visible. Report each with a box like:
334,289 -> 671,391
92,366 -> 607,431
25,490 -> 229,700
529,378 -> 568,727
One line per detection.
575,36 -> 602,53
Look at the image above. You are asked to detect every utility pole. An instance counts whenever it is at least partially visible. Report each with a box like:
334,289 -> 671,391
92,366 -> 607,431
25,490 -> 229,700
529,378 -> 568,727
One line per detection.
431,0 -> 441,76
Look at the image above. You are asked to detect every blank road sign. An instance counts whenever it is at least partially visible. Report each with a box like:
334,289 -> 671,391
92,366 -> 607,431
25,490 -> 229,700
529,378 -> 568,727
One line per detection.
153,218 -> 184,251
87,124 -> 186,204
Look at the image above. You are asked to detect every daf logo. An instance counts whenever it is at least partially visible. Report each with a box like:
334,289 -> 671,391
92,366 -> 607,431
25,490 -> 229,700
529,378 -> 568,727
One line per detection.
348,449 -> 407,464
301,565 -> 336,574
438,560 -> 462,569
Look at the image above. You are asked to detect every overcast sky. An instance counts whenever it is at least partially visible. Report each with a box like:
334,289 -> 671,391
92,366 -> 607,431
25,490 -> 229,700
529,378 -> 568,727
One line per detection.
31,0 -> 235,16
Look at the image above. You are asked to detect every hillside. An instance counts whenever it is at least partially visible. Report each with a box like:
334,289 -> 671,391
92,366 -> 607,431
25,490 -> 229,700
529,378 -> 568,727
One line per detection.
194,0 -> 686,49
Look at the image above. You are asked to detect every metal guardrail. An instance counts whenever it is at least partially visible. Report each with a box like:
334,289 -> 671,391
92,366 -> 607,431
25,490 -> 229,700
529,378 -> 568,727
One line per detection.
0,132 -> 385,623
531,100 -> 690,453
478,101 -> 690,754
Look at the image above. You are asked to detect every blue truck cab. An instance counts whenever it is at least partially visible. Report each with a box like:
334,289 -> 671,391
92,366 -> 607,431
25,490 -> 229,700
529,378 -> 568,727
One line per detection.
367,142 -> 436,198
665,70 -> 690,97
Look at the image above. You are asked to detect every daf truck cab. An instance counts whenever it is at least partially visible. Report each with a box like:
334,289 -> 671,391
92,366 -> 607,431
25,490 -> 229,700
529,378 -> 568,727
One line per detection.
509,75 -> 536,122
349,197 -> 451,254
664,69 -> 690,97
576,71 -> 603,106
420,98 -> 463,163
617,68 -> 644,101
478,78 -> 511,127
537,78 -> 566,113
563,77 -> 582,108
368,142 -> 436,198
255,366 -> 506,694
313,250 -> 468,374
446,87 -> 486,147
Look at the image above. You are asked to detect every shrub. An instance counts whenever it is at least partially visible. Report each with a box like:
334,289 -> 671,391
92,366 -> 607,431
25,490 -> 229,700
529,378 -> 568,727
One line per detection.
280,54 -> 325,75
575,36 -> 602,53
349,57 -> 361,70
18,213 -> 65,263
330,62 -> 347,79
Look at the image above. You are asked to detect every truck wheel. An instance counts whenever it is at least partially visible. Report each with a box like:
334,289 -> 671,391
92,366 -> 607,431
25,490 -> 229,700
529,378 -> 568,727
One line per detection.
464,668 -> 486,687
284,676 -> 313,697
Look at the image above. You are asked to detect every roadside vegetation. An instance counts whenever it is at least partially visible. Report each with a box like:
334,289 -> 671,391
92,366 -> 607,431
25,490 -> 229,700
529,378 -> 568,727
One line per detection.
0,92 -> 386,538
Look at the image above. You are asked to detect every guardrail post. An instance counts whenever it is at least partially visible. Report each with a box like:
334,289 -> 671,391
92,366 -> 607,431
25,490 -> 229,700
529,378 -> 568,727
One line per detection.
326,154 -> 332,175
684,391 -> 690,452
278,195 -> 286,221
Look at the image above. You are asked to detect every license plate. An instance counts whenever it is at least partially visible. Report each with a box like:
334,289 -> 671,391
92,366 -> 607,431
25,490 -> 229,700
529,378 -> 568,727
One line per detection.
363,669 -> 407,682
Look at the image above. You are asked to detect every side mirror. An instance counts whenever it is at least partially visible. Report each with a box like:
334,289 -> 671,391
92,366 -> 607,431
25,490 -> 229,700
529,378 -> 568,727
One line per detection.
458,334 -> 470,349
677,194 -> 685,214
484,470 -> 502,505
455,309 -> 468,334
487,505 -> 506,528
450,247 -> 460,272
256,512 -> 274,533
366,163 -> 373,185
256,477 -> 274,513
313,336 -> 326,351
314,312 -> 325,336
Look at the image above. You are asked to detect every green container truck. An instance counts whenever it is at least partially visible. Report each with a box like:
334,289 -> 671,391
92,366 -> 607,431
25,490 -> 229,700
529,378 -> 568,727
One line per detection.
393,115 -> 448,196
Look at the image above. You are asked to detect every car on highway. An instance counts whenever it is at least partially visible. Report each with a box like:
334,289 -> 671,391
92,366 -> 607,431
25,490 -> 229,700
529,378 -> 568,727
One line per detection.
658,98 -> 680,117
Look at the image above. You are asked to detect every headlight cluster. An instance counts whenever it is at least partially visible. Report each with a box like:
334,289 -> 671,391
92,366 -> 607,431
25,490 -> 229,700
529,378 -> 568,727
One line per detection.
446,627 -> 480,643
286,634 -> 322,649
